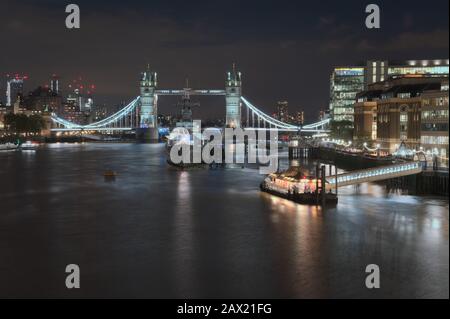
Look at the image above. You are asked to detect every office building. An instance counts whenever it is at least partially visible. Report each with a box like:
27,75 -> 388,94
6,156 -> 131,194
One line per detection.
6,74 -> 28,107
276,101 -> 289,123
330,67 -> 365,122
330,59 -> 449,122
420,81 -> 449,161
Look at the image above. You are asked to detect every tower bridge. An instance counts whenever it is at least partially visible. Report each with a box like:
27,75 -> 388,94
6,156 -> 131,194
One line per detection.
51,65 -> 331,139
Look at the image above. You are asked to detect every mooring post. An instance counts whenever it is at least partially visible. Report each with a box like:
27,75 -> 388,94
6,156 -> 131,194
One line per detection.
335,164 -> 338,196
321,165 -> 326,207
315,164 -> 320,204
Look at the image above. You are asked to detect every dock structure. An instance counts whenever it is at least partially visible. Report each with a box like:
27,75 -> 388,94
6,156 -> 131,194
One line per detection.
327,162 -> 423,187
260,162 -> 425,206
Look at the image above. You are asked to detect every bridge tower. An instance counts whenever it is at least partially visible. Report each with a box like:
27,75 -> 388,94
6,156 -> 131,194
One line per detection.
225,64 -> 242,128
137,65 -> 158,142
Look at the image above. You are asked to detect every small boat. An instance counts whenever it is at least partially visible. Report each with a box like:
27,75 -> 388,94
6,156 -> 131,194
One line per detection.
103,170 -> 117,177
20,141 -> 40,151
0,143 -> 19,151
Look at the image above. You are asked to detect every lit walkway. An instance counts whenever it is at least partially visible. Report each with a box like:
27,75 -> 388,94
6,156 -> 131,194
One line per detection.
327,162 -> 423,187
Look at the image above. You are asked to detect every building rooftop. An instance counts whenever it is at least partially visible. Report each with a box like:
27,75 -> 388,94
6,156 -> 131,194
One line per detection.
357,76 -> 447,101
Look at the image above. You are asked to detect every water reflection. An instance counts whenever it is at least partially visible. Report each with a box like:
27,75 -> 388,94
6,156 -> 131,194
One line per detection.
173,170 -> 194,295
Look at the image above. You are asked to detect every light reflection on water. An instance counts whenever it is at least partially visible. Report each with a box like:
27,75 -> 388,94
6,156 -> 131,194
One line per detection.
0,143 -> 448,298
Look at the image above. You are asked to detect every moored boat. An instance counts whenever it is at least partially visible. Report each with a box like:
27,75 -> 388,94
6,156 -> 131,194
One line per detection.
20,141 -> 40,151
0,143 -> 19,151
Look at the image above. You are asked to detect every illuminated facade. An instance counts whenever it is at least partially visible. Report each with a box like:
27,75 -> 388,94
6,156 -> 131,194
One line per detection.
353,101 -> 377,141
276,101 -> 289,122
140,67 -> 157,128
295,111 -> 305,125
329,67 -> 365,122
6,74 -> 27,107
225,65 -> 242,128
137,66 -> 159,141
388,59 -> 449,78
355,76 -> 448,154
420,83 -> 449,163
364,60 -> 388,88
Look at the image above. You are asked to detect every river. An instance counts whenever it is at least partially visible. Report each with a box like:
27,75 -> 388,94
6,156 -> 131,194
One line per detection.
0,143 -> 448,298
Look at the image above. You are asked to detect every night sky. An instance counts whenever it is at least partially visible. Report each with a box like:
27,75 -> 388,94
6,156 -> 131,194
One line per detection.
1,0 -> 448,121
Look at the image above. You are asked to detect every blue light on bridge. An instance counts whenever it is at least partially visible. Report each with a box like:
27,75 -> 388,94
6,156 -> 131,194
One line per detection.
159,128 -> 170,136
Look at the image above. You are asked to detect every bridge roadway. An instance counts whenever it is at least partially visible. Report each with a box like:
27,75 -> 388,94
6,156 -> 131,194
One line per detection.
327,161 -> 423,187
155,89 -> 225,96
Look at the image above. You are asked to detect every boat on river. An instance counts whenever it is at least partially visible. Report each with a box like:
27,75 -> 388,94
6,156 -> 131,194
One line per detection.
0,143 -> 19,151
20,141 -> 40,151
260,166 -> 338,206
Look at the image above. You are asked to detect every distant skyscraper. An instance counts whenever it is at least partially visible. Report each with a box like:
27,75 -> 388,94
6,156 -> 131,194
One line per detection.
50,74 -> 60,95
295,111 -> 305,125
6,74 -> 28,107
66,78 -> 95,112
276,101 -> 289,123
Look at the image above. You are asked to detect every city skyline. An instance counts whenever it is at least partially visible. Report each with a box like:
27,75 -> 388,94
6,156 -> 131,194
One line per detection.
1,0 -> 449,121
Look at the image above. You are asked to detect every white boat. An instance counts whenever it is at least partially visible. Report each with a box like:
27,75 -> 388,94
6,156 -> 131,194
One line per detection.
0,143 -> 19,151
20,141 -> 40,151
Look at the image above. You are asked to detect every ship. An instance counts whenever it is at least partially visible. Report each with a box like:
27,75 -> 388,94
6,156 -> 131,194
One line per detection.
260,166 -> 338,205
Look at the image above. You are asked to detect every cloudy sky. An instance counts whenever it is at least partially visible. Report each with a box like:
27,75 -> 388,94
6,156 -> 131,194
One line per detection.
0,0 -> 448,120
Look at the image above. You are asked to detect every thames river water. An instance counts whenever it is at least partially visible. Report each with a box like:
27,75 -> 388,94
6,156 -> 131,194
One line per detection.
0,143 -> 448,298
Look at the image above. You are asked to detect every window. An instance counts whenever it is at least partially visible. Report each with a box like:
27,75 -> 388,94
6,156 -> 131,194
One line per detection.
421,135 -> 449,145
421,123 -> 449,131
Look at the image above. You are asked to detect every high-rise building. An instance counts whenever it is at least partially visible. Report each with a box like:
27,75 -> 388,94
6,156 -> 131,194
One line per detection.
276,101 -> 289,123
6,74 -> 28,107
365,61 -> 388,88
295,111 -> 304,125
66,78 -> 95,112
50,74 -> 60,95
330,67 -> 365,122
319,109 -> 330,121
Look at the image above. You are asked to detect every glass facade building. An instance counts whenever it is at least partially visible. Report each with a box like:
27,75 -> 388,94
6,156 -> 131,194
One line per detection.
329,67 -> 365,122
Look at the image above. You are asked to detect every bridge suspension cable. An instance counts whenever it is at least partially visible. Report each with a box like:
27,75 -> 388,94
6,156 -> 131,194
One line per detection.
240,96 -> 330,132
240,96 -> 299,130
51,97 -> 140,131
